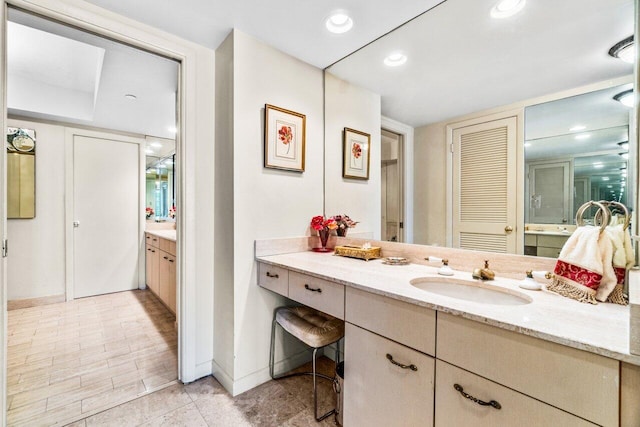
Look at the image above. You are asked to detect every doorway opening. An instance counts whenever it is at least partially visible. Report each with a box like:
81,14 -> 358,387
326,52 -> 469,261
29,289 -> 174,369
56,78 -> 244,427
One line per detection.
381,129 -> 404,242
5,7 -> 180,425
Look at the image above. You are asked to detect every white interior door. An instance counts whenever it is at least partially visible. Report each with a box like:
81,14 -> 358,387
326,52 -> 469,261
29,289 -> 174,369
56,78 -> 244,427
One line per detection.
69,132 -> 142,299
452,117 -> 518,253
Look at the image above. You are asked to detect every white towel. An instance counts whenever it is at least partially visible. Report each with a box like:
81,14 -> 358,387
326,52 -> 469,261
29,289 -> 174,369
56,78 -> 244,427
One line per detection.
548,226 -> 615,304
600,223 -> 633,305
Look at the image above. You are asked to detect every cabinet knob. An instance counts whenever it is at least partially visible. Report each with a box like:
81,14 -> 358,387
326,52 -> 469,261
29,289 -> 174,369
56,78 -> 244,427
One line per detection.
504,225 -> 513,234
386,353 -> 417,371
453,384 -> 501,410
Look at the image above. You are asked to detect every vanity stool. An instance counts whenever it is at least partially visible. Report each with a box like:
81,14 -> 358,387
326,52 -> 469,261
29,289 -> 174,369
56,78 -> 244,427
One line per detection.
269,305 -> 345,421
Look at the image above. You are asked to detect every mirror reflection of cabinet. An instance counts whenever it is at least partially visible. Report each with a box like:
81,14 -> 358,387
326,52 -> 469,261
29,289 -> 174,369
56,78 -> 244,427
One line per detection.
527,161 -> 572,224
7,128 -> 36,219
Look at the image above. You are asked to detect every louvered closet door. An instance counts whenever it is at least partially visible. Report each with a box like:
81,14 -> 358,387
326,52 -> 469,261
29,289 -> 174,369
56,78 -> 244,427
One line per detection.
453,117 -> 517,253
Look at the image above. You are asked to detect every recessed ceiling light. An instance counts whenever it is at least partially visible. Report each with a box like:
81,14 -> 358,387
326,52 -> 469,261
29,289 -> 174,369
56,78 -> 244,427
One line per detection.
621,171 -> 627,177
490,0 -> 526,19
614,90 -> 634,108
575,133 -> 590,140
602,177 -> 610,181
569,125 -> 586,132
168,126 -> 177,134
593,162 -> 604,168
607,185 -> 613,188
150,141 -> 162,148
608,36 -> 634,64
145,148 -> 154,154
325,11 -> 353,34
124,94 -> 137,100
384,52 -> 407,67
524,142 -> 531,148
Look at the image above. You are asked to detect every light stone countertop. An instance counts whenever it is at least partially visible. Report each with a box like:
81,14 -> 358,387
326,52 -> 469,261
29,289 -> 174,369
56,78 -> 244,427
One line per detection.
145,229 -> 176,242
257,250 -> 640,366
524,230 -> 573,237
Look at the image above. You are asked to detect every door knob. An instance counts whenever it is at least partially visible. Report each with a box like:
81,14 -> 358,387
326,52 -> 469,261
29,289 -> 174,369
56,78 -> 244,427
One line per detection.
504,225 -> 513,234
73,221 -> 80,228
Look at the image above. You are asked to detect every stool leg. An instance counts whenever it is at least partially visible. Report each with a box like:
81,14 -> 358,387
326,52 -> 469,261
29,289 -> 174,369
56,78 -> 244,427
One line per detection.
269,317 -> 278,379
313,347 -> 335,422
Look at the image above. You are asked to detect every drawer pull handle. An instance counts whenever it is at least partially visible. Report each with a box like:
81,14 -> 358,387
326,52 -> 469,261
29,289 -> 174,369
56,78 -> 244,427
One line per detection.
454,384 -> 501,410
169,259 -> 174,263
304,284 -> 322,293
386,353 -> 417,371
163,256 -> 169,260
266,272 -> 279,278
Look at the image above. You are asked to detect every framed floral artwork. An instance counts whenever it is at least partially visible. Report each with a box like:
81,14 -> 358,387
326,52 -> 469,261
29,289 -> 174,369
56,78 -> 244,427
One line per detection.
342,127 -> 371,180
264,104 -> 306,172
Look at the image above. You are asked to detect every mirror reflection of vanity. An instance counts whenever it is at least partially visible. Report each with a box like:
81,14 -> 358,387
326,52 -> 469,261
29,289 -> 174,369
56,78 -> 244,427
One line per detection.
6,127 -> 36,219
325,0 -> 635,256
145,136 -> 176,221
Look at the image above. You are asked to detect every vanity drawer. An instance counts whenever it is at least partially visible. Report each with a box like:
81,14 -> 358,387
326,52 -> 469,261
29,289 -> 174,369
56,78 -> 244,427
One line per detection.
159,237 -> 176,255
344,323 -> 434,427
435,360 -> 595,427
346,287 -> 435,356
288,271 -> 344,319
523,234 -> 537,246
257,263 -> 289,297
436,312 -> 619,426
536,246 -> 561,258
537,234 -> 569,249
146,232 -> 161,248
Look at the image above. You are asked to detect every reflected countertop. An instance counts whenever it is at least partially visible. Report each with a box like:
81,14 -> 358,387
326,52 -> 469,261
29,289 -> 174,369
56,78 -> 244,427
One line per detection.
256,250 -> 638,366
145,229 -> 176,242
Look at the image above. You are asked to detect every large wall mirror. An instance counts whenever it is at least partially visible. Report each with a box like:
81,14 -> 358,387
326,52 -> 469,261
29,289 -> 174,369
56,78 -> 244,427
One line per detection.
6,127 -> 36,219
325,0 -> 636,255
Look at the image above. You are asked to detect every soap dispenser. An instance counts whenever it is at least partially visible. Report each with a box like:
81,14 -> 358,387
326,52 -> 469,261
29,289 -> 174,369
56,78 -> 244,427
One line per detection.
438,259 -> 454,276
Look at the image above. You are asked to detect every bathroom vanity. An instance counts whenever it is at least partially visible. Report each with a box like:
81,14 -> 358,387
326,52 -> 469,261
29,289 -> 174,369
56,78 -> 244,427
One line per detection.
256,238 -> 640,426
145,230 -> 177,314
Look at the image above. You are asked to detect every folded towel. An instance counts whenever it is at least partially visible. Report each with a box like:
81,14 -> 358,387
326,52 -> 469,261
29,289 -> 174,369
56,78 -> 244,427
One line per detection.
548,226 -> 615,304
601,223 -> 633,305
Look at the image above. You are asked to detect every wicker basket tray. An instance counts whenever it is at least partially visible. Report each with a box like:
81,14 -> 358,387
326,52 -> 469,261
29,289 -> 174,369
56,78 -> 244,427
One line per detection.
334,245 -> 381,261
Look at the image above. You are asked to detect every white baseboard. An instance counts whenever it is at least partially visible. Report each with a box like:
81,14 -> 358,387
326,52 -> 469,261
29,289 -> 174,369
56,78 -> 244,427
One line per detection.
194,360 -> 212,380
211,359 -> 235,394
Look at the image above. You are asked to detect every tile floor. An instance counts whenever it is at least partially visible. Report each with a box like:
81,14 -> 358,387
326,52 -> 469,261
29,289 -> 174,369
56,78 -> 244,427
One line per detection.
70,357 -> 339,426
7,290 -> 178,426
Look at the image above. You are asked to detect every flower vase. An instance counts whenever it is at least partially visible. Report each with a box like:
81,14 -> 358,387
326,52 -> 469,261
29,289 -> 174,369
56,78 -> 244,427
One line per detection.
313,229 -> 332,252
337,228 -> 347,237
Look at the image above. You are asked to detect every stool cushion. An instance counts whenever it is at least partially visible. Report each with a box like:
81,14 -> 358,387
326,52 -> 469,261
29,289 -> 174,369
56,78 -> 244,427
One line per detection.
276,306 -> 345,349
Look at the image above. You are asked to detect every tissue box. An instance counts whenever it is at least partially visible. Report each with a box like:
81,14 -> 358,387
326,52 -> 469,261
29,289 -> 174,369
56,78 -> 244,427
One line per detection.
334,245 -> 381,261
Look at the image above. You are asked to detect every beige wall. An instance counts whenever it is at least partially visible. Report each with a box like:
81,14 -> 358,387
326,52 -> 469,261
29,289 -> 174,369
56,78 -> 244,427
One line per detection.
214,29 -> 325,395
324,72 -> 382,238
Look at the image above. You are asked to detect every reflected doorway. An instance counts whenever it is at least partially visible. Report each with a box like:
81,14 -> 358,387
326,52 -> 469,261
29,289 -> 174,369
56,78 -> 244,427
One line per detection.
381,129 -> 404,242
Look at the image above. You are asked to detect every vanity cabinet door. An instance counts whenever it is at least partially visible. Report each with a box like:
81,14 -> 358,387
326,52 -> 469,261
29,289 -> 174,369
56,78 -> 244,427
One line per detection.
435,360 -> 595,427
344,323 -> 434,427
159,251 -> 176,314
146,244 -> 160,295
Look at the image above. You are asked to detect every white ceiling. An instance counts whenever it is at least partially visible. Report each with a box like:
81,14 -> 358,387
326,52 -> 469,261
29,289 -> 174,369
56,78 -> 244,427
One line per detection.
82,0 -> 445,68
327,0 -> 635,128
8,8 -> 179,140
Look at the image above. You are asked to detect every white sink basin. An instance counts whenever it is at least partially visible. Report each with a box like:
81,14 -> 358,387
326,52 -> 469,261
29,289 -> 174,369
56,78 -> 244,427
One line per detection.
409,277 -> 532,306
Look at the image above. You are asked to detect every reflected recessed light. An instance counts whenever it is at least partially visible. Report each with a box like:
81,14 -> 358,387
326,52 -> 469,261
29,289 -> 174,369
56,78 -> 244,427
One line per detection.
569,125 -> 586,132
575,133 -> 590,140
524,142 -> 532,148
384,52 -> 407,67
325,11 -> 353,34
145,148 -> 154,154
621,171 -> 627,177
602,177 -> 610,181
607,185 -> 613,188
593,162 -> 604,168
619,152 -> 629,159
150,141 -> 162,148
124,94 -> 137,100
490,0 -> 526,18
608,36 -> 634,64
614,90 -> 634,108
168,126 -> 177,134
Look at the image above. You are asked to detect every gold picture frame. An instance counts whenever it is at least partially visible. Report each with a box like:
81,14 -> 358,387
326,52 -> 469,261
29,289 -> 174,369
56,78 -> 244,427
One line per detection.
342,127 -> 371,180
264,104 -> 306,172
